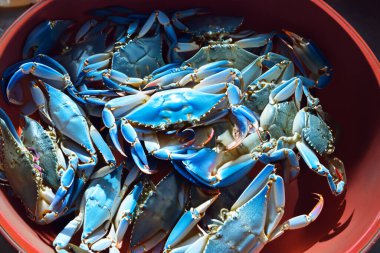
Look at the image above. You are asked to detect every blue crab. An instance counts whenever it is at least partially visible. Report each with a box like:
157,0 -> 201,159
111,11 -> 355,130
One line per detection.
53,165 -> 142,252
168,9 -> 274,57
78,33 -> 166,92
130,173 -> 190,253
5,59 -> 117,211
277,106 -> 345,195
102,72 -> 259,174
281,30 -> 333,89
0,110 -> 69,224
164,164 -> 324,253
262,31 -> 333,109
55,19 -> 117,85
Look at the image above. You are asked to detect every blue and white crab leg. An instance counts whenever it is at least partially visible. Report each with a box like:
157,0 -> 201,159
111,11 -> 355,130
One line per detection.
175,42 -> 201,53
231,164 -> 277,210
195,68 -> 242,88
53,195 -> 86,251
164,194 -> 219,251
234,33 -> 275,49
90,182 -> 143,252
176,148 -> 258,188
120,120 -> 151,173
178,60 -> 231,86
296,141 -> 345,195
101,70 -> 143,93
151,63 -> 182,76
257,148 -> 300,182
144,68 -> 193,89
269,76 -> 316,107
102,93 -> 149,156
7,62 -> 66,103
138,10 -> 177,44
268,193 -> 324,241
248,60 -> 294,90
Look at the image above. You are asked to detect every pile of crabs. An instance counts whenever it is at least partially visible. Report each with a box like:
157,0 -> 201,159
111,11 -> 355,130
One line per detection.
0,7 -> 346,253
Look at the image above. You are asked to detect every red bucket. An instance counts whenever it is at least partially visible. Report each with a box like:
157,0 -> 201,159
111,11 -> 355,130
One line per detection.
0,0 -> 379,252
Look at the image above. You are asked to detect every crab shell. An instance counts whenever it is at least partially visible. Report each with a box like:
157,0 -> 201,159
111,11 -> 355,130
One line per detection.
125,88 -> 226,130
183,44 -> 258,70
130,173 -> 189,252
293,108 -> 335,155
260,100 -> 299,140
0,116 -> 58,222
112,33 -> 165,78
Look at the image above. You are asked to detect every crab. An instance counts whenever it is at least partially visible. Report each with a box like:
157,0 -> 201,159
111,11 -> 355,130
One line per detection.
53,165 -> 142,252
130,173 -> 190,253
101,70 -> 259,174
79,33 -> 166,92
167,9 -> 275,59
4,58 -> 117,212
163,164 -> 324,253
0,110 -> 69,224
277,106 -> 346,195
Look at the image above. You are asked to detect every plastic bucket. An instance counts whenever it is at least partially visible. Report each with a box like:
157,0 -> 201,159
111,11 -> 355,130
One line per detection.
0,0 -> 379,252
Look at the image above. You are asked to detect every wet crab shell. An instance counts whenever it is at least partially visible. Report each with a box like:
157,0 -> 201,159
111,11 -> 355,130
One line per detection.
0,118 -> 42,220
125,88 -> 226,130
21,116 -> 61,190
293,108 -> 335,155
130,173 -> 189,252
111,34 -> 165,78
183,44 -> 258,70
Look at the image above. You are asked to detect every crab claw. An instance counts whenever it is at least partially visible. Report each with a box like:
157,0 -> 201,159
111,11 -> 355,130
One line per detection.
120,119 -> 153,174
282,30 -> 332,89
164,194 -> 219,250
173,148 -> 258,188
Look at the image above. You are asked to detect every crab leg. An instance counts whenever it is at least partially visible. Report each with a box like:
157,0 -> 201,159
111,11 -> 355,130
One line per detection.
102,69 -> 144,93
269,76 -> 318,108
175,42 -> 201,53
296,141 -> 345,195
144,68 -> 194,89
282,30 -> 332,88
102,93 -> 149,158
231,164 -> 276,210
174,148 -> 258,188
235,33 -> 274,49
195,68 -> 242,88
53,194 -> 86,251
74,19 -> 98,43
143,129 -> 211,162
120,120 -> 151,173
164,194 -> 219,251
151,62 -> 182,76
138,10 -> 177,44
257,148 -> 300,181
7,63 -> 65,104
268,193 -> 324,242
